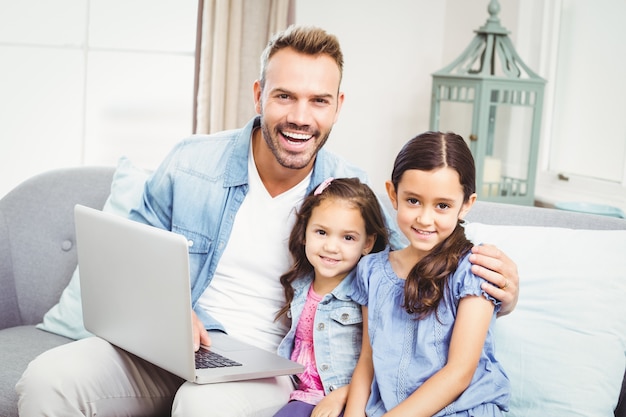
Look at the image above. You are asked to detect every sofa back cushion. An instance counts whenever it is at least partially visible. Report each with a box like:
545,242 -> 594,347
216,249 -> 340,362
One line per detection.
37,157 -> 151,339
0,212 -> 20,328
465,222 -> 626,416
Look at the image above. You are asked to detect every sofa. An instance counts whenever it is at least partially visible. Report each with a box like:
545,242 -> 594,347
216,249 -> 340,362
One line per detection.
1,162 -> 626,417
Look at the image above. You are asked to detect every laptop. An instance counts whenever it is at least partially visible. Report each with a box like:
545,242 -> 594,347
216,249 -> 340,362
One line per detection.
74,204 -> 304,384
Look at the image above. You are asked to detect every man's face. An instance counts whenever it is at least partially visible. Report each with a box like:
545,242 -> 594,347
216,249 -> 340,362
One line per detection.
254,48 -> 344,170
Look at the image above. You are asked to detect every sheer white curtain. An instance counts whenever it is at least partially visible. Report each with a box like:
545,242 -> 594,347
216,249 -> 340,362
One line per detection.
194,0 -> 292,134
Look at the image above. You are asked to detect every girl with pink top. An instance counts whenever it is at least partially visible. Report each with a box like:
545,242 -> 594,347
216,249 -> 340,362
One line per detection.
274,177 -> 389,417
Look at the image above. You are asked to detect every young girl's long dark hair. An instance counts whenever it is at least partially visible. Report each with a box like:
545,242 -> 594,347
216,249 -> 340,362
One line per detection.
275,177 -> 389,320
390,132 -> 476,318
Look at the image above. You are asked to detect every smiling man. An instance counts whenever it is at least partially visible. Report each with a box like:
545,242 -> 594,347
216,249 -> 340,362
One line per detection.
17,25 -> 519,417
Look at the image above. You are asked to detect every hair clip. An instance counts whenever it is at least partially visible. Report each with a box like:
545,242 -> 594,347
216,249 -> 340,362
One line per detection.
314,177 -> 334,195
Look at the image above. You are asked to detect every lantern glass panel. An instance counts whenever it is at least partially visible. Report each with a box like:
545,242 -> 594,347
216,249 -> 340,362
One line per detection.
487,102 -> 534,199
437,101 -> 473,141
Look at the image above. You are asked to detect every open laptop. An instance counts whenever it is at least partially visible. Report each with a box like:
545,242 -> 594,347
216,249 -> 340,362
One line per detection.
74,204 -> 303,384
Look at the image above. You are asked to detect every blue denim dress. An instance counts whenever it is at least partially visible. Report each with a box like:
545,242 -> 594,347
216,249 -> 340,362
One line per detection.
352,248 -> 510,416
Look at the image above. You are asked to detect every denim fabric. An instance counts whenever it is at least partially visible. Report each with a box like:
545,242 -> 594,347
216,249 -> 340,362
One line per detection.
277,270 -> 362,394
128,116 -> 402,331
353,249 -> 510,417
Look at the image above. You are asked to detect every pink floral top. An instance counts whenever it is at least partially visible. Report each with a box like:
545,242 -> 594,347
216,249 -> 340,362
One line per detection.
289,286 -> 325,405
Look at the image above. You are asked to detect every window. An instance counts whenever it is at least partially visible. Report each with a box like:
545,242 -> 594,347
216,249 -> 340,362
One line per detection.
0,0 -> 198,197
534,0 -> 626,210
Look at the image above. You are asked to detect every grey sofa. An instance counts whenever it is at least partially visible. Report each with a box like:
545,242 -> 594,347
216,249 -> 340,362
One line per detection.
0,167 -> 114,417
0,166 -> 625,417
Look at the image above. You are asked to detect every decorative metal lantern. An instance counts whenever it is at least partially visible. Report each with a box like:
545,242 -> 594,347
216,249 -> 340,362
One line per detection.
429,0 -> 546,205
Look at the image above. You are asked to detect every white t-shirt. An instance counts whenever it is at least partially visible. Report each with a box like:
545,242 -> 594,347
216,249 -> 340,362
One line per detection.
197,146 -> 310,352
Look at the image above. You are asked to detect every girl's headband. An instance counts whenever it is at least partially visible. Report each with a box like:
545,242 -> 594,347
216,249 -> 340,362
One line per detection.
314,177 -> 334,195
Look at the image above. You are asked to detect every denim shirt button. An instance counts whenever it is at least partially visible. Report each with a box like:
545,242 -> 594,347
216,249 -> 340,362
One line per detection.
317,323 -> 325,331
340,313 -> 349,322
320,364 -> 329,371
328,385 -> 335,392
187,240 -> 194,247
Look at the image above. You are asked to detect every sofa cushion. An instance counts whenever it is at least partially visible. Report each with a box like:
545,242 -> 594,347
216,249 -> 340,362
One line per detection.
0,326 -> 73,417
37,157 -> 150,340
465,222 -> 626,417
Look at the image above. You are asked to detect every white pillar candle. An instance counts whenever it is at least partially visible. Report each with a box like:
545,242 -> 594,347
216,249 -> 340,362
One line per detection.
482,156 -> 502,196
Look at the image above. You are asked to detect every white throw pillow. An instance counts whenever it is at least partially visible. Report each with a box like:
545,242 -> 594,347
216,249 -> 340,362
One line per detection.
37,156 -> 151,340
465,222 -> 626,417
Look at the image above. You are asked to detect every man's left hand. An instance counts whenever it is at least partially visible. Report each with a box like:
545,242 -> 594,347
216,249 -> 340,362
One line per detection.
469,244 -> 519,317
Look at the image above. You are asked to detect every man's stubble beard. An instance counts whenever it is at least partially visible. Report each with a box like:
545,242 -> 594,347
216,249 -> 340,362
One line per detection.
260,118 -> 332,171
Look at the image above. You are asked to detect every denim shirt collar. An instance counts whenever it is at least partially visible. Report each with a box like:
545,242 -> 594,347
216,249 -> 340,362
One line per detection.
223,117 -> 258,188
309,147 -> 333,194
292,269 -> 358,302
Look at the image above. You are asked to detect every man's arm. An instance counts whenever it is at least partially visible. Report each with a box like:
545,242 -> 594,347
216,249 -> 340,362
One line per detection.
469,244 -> 519,316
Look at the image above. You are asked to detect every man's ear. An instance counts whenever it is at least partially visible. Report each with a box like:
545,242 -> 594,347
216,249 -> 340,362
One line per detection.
459,193 -> 477,221
333,91 -> 345,124
385,181 -> 398,210
253,80 -> 262,114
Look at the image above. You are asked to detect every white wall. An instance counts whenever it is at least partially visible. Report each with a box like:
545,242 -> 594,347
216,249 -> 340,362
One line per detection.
294,0 -> 445,195
295,0 -> 626,213
294,0 -> 525,196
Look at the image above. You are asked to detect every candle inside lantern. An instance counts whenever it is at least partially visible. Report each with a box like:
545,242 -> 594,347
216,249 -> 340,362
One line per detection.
482,156 -> 501,196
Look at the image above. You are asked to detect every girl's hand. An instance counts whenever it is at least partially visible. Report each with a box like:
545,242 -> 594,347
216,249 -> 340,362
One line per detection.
311,386 -> 348,417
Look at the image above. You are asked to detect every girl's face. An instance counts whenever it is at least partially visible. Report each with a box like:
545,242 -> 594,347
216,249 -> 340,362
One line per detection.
386,167 -> 475,260
305,198 -> 375,285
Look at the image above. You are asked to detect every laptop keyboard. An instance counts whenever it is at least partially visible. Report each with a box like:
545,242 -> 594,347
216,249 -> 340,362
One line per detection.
195,347 -> 243,369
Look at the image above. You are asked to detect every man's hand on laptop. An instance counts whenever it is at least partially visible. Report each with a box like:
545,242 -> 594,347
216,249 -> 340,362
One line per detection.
192,311 -> 211,351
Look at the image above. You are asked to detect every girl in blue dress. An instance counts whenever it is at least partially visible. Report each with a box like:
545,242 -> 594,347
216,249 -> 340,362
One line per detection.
345,132 -> 510,417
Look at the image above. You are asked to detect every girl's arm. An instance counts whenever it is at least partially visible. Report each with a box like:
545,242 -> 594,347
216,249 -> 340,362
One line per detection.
384,295 -> 495,417
343,306 -> 373,417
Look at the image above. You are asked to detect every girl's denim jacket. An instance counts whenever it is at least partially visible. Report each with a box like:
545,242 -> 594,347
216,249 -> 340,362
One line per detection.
128,116 -> 403,333
276,270 -> 363,394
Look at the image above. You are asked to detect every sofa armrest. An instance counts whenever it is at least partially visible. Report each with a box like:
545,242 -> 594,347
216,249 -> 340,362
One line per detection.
0,166 -> 115,328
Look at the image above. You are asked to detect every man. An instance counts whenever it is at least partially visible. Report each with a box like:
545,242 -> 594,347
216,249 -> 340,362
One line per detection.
17,25 -> 518,417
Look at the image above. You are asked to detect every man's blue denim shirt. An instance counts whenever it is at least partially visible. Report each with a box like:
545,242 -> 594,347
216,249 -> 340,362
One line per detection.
129,116 -> 404,332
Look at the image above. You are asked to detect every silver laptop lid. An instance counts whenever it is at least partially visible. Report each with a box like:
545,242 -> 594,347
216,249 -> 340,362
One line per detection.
75,204 -> 304,384
75,204 -> 197,380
